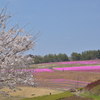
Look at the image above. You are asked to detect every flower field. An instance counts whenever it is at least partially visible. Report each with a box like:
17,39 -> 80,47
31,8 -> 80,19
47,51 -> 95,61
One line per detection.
53,66 -> 100,71
39,60 -> 100,65
34,70 -> 100,90
33,66 -> 100,72
32,60 -> 100,90
57,60 -> 100,64
15,60 -> 100,90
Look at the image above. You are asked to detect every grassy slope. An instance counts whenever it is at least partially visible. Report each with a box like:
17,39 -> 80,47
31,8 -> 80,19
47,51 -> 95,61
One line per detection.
22,91 -> 73,100
81,82 -> 100,100
81,92 -> 100,100
90,85 -> 100,95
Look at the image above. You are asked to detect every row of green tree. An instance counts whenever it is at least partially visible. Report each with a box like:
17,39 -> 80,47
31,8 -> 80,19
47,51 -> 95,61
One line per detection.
71,50 -> 100,61
32,50 -> 100,64
33,54 -> 69,64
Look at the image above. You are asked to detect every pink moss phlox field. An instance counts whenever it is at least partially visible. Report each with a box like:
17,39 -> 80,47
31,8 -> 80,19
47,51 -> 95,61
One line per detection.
37,60 -> 100,65
51,79 -> 89,84
33,66 -> 100,72
58,60 -> 100,65
53,66 -> 100,71
16,65 -> 100,73
34,68 -> 53,72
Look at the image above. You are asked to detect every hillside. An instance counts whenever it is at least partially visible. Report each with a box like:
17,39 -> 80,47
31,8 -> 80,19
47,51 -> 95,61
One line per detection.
85,79 -> 100,95
85,79 -> 100,90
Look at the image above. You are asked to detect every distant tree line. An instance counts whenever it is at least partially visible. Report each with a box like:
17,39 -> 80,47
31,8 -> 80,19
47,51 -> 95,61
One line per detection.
29,50 -> 100,64
71,50 -> 100,61
32,54 -> 69,64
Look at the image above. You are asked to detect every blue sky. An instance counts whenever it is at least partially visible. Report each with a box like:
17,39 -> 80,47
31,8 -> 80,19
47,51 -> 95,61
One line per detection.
0,0 -> 100,56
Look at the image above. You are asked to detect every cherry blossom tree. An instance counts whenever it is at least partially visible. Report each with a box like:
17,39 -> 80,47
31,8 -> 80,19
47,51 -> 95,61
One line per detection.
0,8 -> 35,89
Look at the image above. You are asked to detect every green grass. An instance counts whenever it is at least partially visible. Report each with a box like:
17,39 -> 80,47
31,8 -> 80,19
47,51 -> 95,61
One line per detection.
90,85 -> 100,95
85,94 -> 100,100
22,91 -> 73,100
81,85 -> 100,100
90,95 -> 100,100
80,91 -> 100,100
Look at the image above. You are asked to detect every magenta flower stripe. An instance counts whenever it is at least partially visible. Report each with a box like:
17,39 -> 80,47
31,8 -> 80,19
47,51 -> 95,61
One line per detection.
53,66 -> 100,71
